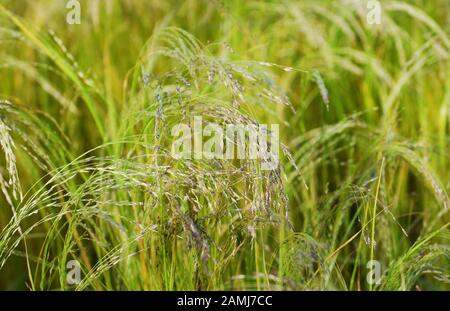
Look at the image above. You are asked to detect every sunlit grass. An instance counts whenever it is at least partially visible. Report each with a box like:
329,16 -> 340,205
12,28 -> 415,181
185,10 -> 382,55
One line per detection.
0,0 -> 448,290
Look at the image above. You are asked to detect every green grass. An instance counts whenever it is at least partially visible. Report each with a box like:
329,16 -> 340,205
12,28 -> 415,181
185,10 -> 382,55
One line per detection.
0,0 -> 449,290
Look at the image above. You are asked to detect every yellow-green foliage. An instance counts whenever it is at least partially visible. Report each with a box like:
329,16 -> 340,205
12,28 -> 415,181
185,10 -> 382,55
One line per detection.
0,0 -> 448,290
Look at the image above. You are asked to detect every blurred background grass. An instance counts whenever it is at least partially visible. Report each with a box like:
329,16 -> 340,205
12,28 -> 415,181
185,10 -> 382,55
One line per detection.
0,0 -> 449,290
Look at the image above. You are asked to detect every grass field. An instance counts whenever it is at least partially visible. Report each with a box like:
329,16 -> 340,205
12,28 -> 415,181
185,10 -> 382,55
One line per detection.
0,0 -> 449,290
